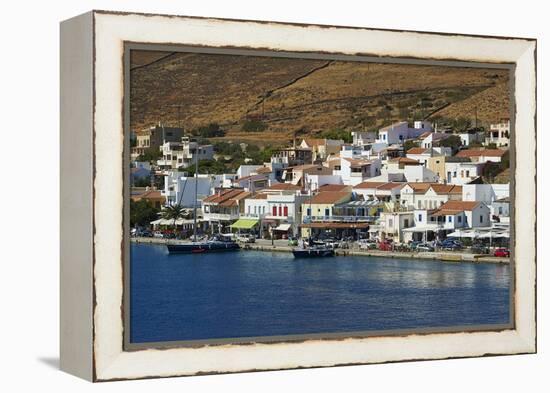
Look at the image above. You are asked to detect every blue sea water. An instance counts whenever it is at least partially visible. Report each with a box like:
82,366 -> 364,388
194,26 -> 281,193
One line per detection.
130,243 -> 510,343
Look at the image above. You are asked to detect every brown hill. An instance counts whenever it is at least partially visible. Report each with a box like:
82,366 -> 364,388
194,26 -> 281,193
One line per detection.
130,51 -> 509,146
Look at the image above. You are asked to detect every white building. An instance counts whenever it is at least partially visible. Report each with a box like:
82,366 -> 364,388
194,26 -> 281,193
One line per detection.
420,132 -> 452,149
455,149 -> 507,163
485,119 -> 510,147
379,211 -> 415,242
163,172 -> 227,207
339,157 -> 382,186
400,183 -> 462,210
376,121 -> 430,144
353,181 -> 404,203
352,131 -> 377,146
444,159 -> 484,185
157,137 -> 214,170
459,131 -> 484,147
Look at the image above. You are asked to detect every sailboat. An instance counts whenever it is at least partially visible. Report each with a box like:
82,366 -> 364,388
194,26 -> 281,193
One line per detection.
166,148 -> 240,254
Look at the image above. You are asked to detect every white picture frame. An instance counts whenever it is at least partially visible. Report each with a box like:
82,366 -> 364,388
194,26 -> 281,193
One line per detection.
60,10 -> 536,381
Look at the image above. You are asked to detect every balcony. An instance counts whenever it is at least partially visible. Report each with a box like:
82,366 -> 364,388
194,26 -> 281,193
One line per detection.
203,212 -> 240,222
303,215 -> 377,224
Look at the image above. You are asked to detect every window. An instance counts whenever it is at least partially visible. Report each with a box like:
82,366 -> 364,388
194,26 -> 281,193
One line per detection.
466,170 -> 470,177
388,218 -> 393,228
306,208 -> 311,216
284,206 -> 288,216
453,171 -> 457,177
458,216 -> 462,223
480,215 -> 483,223
448,216 -> 452,223
254,206 -> 257,214
404,219 -> 409,228
278,206 -> 282,216
273,206 -> 277,216
324,208 -> 330,216
418,214 -> 422,222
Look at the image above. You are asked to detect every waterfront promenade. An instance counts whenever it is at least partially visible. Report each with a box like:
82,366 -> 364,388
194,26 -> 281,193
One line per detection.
130,237 -> 509,264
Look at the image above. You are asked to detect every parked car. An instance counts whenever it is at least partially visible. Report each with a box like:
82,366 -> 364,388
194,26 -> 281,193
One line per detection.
408,240 -> 422,250
441,239 -> 462,251
416,243 -> 434,252
237,234 -> 255,243
153,231 -> 165,238
378,240 -> 393,251
358,239 -> 377,250
322,238 -> 340,248
494,248 -> 510,257
471,244 -> 489,254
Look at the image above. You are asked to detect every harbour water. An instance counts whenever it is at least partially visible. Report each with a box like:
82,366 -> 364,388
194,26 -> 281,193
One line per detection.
130,243 -> 510,343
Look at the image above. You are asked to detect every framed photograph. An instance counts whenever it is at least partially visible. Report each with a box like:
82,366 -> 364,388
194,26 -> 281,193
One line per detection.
60,10 -> 536,381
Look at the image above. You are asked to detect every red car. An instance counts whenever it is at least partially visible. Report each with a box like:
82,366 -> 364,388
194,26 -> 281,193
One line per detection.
494,248 -> 510,257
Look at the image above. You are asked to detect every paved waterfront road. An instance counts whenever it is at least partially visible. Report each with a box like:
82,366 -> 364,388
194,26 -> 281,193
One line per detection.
130,243 -> 510,343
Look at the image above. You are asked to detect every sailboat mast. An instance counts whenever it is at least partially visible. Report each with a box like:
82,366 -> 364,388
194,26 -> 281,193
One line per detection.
192,152 -> 199,241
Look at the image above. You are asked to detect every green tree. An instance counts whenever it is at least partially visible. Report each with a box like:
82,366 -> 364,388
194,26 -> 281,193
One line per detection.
137,148 -> 162,163
161,204 -> 187,232
193,123 -> 225,138
404,139 -> 419,152
130,200 -> 160,227
440,135 -> 463,152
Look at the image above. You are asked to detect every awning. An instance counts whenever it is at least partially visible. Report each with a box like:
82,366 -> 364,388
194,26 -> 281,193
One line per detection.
150,218 -> 197,226
230,218 -> 259,229
274,223 -> 291,231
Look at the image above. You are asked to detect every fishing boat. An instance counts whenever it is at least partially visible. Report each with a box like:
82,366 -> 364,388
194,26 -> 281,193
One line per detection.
166,153 -> 240,255
292,245 -> 335,258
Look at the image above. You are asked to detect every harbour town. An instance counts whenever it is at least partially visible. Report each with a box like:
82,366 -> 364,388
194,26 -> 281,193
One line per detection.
130,119 -> 511,262
127,52 -> 513,343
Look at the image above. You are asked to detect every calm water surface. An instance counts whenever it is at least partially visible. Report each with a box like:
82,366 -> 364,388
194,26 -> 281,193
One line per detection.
130,243 -> 510,343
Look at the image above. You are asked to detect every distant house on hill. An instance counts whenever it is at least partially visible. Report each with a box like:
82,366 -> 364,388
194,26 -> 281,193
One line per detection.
376,121 -> 432,144
300,138 -> 344,162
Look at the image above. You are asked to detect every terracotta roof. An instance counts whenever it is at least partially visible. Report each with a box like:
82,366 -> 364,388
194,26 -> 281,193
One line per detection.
407,147 -> 428,155
390,157 -> 421,164
308,191 -> 351,205
267,183 -> 302,191
318,184 -> 349,192
343,158 -> 373,167
251,193 -> 268,200
203,189 -> 245,204
285,164 -> 319,171
354,181 -> 387,189
404,182 -> 437,193
377,182 -> 405,191
429,184 -> 463,195
131,189 -> 165,202
432,200 -> 481,215
455,149 -> 506,158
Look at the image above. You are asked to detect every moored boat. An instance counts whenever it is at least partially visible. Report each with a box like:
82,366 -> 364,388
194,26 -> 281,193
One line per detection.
292,246 -> 335,258
167,240 -> 240,254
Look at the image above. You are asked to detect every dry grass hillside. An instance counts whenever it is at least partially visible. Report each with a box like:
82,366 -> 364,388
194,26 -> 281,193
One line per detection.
130,50 -> 510,146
